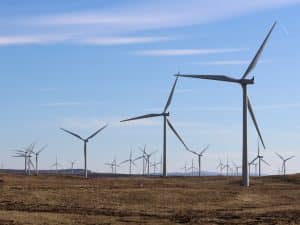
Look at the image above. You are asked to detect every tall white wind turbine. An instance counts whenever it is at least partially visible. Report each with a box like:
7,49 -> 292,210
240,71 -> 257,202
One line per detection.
121,77 -> 179,176
177,22 -> 276,186
60,124 -> 108,178
275,153 -> 295,176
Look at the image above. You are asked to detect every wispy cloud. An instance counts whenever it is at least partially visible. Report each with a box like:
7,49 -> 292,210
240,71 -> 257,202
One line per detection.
0,35 -> 70,46
194,60 -> 250,65
2,0 -> 299,46
134,48 -> 242,56
42,102 -> 96,107
81,36 -> 172,45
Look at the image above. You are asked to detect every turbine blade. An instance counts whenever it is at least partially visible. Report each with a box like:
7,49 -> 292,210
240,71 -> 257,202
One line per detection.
187,149 -> 199,156
60,128 -> 84,141
120,159 -> 130,165
120,113 -> 163,122
249,156 -> 259,165
247,97 -> 266,149
241,21 -> 276,79
149,151 -> 157,156
261,158 -> 270,166
275,152 -> 284,161
87,124 -> 108,140
166,119 -> 190,151
200,144 -> 210,155
134,156 -> 144,161
177,74 -> 239,83
286,155 -> 295,161
163,76 -> 178,113
37,145 -> 47,154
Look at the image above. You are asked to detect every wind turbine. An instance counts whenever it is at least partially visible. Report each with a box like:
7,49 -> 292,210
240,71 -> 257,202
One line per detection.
151,161 -> 161,175
223,158 -> 230,176
217,160 -> 224,175
120,150 -> 138,175
249,139 -> 270,176
121,77 -> 179,177
188,159 -> 198,176
68,160 -> 76,174
51,157 -> 62,174
181,162 -> 188,176
185,145 -> 210,177
60,124 -> 108,178
33,145 -> 47,176
177,22 -> 276,186
232,161 -> 242,176
105,157 -> 119,175
275,153 -> 295,176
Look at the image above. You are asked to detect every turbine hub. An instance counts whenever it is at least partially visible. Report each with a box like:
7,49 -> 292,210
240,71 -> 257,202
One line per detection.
240,78 -> 254,85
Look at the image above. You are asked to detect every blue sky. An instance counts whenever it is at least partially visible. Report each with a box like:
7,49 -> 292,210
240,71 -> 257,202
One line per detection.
1,0 -> 300,175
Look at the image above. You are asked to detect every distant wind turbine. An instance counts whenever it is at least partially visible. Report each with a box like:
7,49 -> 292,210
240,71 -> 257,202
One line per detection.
249,139 -> 270,176
121,77 -> 179,177
60,124 -> 108,178
151,161 -> 161,175
177,22 -> 276,186
33,145 -> 47,176
188,159 -> 198,176
51,157 -> 62,174
185,145 -> 210,177
68,160 -> 76,174
120,150 -> 138,175
275,153 -> 295,175
232,161 -> 242,176
216,160 -> 224,175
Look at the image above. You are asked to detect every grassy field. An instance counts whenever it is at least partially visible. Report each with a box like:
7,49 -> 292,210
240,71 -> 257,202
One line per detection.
0,173 -> 299,225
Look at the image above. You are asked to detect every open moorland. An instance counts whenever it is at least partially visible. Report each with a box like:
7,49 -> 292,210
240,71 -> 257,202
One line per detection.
0,173 -> 299,225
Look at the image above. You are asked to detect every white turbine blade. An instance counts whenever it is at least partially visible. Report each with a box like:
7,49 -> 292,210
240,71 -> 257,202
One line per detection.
247,97 -> 266,149
261,158 -> 270,166
134,155 -> 144,161
275,152 -> 284,161
120,113 -> 163,122
87,124 -> 108,140
120,159 -> 130,165
200,144 -> 210,155
166,119 -> 190,151
249,156 -> 259,165
37,145 -> 47,154
163,76 -> 178,113
149,151 -> 157,156
241,21 -> 277,79
177,74 -> 239,83
286,155 -> 295,161
60,128 -> 84,141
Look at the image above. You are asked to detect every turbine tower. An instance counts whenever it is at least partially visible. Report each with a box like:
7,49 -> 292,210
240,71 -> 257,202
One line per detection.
120,150 -> 138,175
185,145 -> 210,177
217,160 -> 224,175
151,161 -> 161,175
51,156 -> 62,174
68,160 -> 76,174
177,22 -> 276,186
60,124 -> 108,178
275,153 -> 295,176
232,161 -> 242,176
33,145 -> 47,176
249,139 -> 270,176
121,77 -> 179,177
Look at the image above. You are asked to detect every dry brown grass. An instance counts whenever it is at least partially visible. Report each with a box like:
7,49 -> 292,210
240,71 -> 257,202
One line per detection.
0,173 -> 299,224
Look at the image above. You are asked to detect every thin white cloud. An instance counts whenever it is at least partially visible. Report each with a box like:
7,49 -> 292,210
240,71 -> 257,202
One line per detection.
0,35 -> 70,46
2,0 -> 298,46
42,102 -> 96,107
135,48 -> 242,56
194,60 -> 250,65
81,36 -> 172,45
